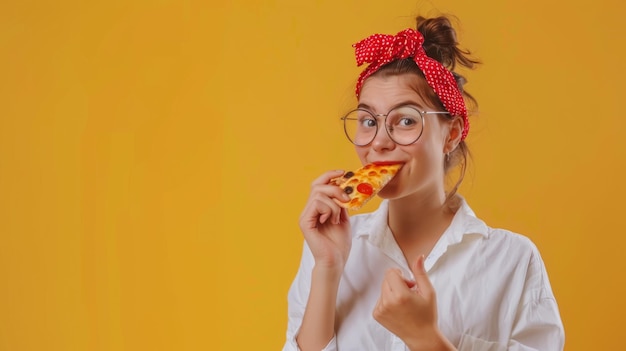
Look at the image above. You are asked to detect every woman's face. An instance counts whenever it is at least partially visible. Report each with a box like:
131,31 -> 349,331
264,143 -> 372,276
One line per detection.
355,73 -> 460,202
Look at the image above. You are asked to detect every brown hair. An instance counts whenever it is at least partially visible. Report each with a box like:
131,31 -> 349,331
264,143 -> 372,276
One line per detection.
369,15 -> 480,201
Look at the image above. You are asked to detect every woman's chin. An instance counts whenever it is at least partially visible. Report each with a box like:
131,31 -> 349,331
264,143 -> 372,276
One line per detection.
377,186 -> 397,199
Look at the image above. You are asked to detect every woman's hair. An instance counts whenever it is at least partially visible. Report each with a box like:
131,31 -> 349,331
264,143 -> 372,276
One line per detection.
370,15 -> 480,201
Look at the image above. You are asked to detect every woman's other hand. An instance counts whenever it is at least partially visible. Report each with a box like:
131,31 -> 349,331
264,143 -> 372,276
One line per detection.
373,255 -> 455,351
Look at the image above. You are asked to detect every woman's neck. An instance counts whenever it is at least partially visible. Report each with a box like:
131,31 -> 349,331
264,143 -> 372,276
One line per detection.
387,190 -> 457,264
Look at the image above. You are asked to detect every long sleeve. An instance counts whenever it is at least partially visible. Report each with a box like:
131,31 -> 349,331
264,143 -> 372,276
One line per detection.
507,246 -> 564,350
507,296 -> 564,350
456,299 -> 563,351
456,242 -> 565,351
456,295 -> 563,351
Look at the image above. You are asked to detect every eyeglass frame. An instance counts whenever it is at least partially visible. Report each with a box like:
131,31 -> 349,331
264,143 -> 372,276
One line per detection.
340,104 -> 451,146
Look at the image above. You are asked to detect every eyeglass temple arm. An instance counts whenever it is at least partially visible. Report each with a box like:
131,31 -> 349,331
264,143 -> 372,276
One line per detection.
422,111 -> 450,115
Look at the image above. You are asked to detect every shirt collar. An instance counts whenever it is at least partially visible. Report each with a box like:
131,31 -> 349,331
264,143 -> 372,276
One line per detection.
445,195 -> 490,241
353,196 -> 490,252
353,200 -> 390,246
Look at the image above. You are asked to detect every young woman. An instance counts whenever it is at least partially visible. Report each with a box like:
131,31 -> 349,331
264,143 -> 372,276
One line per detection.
283,15 -> 564,351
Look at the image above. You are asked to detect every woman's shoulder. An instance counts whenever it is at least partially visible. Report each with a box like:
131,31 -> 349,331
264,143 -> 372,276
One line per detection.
484,226 -> 538,250
474,224 -> 554,289
455,199 -> 544,261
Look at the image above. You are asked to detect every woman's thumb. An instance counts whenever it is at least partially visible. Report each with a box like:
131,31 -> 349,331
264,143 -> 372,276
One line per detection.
412,255 -> 434,297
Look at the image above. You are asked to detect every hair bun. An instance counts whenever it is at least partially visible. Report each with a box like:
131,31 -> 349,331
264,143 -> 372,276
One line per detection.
416,15 -> 479,71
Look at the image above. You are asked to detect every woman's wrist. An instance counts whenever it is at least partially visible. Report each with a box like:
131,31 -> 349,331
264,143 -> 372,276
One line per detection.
312,263 -> 344,285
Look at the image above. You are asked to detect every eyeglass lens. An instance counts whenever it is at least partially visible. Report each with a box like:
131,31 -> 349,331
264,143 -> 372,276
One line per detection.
343,106 -> 424,146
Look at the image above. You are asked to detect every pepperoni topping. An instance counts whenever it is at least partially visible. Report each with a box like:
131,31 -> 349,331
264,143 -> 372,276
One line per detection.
368,171 -> 377,176
356,183 -> 374,195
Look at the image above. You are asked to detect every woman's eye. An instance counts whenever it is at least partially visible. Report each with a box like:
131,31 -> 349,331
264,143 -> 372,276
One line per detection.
360,118 -> 377,128
398,117 -> 417,126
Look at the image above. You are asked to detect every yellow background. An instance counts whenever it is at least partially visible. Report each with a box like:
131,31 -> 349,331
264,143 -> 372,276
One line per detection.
1,0 -> 624,350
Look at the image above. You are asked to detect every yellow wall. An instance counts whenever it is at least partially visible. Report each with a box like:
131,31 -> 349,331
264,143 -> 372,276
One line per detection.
1,0 -> 624,350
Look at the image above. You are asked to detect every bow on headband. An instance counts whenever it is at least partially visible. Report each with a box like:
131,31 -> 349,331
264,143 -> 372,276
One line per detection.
353,28 -> 469,140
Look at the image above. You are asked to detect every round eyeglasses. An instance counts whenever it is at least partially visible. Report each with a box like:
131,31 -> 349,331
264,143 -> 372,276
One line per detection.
341,105 -> 450,146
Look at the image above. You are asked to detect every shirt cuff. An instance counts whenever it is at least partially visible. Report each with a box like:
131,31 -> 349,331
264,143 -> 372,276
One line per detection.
282,334 -> 338,351
457,334 -> 506,351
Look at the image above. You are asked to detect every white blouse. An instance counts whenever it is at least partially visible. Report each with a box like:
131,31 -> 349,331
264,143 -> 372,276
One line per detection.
283,198 -> 564,351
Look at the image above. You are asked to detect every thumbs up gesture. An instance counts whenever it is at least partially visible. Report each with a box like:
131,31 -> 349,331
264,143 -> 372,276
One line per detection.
372,255 -> 455,351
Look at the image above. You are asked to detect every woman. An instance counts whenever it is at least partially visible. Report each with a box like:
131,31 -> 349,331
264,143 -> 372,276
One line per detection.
283,15 -> 564,351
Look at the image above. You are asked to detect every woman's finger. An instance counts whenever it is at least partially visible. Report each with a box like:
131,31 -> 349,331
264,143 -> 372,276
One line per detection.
411,255 -> 435,299
311,169 -> 345,187
384,269 -> 410,296
301,196 -> 342,227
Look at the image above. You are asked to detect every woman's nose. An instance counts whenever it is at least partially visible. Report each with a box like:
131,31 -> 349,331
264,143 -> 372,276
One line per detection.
371,123 -> 396,152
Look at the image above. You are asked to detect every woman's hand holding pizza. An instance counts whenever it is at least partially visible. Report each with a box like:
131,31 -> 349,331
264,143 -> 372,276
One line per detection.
299,170 -> 352,269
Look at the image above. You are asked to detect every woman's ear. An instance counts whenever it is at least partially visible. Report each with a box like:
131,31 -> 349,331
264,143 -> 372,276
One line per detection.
444,116 -> 463,153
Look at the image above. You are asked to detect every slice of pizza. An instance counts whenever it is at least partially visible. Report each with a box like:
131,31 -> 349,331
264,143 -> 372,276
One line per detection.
331,162 -> 402,210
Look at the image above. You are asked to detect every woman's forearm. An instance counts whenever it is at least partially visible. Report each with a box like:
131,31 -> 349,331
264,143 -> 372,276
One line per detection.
296,265 -> 343,351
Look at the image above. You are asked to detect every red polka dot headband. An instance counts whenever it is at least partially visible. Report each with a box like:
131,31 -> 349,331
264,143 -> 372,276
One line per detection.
353,28 -> 469,140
